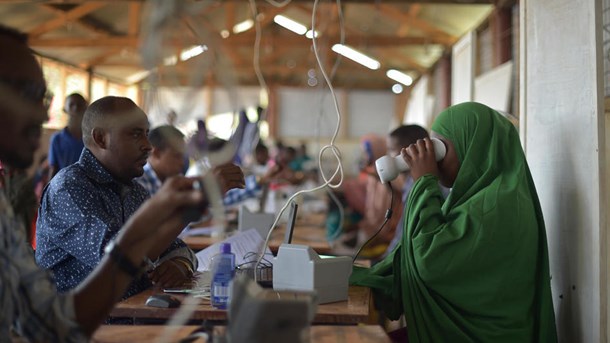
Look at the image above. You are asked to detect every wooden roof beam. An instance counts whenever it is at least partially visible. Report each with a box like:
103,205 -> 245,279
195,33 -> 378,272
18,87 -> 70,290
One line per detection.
127,2 -> 142,36
29,34 -> 446,48
80,47 -> 125,68
397,4 -> 421,37
374,48 -> 428,74
29,2 -> 107,38
41,4 -> 110,37
375,4 -> 457,45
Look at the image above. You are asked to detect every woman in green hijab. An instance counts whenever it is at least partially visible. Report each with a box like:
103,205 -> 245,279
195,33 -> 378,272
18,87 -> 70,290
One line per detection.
350,102 -> 557,342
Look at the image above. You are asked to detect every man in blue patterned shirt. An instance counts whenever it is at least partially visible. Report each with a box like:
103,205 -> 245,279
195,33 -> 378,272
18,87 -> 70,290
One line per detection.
36,96 -> 198,297
0,25 -> 207,341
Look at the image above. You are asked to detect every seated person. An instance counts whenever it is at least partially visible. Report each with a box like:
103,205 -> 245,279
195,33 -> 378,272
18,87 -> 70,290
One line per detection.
351,103 -> 557,341
0,25 -> 206,341
137,125 -> 187,195
342,134 -> 403,257
272,146 -> 305,185
36,97 -> 206,297
250,141 -> 270,176
139,125 -> 244,197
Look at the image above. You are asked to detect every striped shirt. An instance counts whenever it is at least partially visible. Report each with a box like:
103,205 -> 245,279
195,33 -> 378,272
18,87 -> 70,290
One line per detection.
135,162 -> 163,196
0,191 -> 86,342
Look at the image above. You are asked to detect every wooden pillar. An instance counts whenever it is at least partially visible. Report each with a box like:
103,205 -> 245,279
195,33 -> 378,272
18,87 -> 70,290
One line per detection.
439,54 -> 452,111
491,7 -> 512,67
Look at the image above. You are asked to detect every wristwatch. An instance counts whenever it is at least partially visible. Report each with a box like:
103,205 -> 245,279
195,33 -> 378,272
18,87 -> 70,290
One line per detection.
104,240 -> 146,276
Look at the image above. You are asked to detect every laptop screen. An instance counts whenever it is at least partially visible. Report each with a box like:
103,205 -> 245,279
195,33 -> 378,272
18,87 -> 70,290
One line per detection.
283,201 -> 298,244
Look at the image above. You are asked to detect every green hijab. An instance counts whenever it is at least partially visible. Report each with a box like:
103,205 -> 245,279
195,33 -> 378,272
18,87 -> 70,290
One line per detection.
350,102 -> 557,342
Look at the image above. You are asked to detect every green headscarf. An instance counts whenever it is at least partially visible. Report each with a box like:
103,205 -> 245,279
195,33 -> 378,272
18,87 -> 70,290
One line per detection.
350,102 -> 557,342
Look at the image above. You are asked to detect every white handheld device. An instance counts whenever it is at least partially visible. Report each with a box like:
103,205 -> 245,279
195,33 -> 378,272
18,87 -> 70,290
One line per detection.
375,138 -> 446,183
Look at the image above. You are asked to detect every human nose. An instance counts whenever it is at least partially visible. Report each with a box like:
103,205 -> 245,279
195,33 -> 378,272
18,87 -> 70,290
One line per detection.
142,135 -> 152,152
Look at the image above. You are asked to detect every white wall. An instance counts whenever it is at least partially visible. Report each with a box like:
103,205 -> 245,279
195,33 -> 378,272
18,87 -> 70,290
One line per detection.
404,75 -> 435,127
521,0 -> 605,341
452,31 -> 476,105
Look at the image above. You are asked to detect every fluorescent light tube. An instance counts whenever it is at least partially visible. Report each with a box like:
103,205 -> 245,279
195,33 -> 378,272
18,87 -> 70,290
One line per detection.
163,55 -> 178,66
126,70 -> 151,84
386,69 -> 413,86
274,15 -> 307,35
331,44 -> 380,70
180,45 -> 207,61
233,19 -> 254,34
305,30 -> 319,39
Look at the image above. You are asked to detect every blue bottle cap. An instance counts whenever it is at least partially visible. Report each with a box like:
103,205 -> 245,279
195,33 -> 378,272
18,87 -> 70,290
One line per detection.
220,243 -> 231,254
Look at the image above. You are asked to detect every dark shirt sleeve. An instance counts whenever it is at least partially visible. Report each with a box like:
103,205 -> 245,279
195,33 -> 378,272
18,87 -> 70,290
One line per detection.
47,133 -> 59,168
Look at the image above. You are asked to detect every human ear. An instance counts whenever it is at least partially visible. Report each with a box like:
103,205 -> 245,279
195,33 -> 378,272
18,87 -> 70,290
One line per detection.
92,128 -> 107,149
151,147 -> 163,159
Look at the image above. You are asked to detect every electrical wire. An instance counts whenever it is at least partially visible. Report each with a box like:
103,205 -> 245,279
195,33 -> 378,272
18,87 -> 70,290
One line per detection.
248,0 -> 269,116
352,182 -> 394,262
254,0 -> 345,281
315,0 -> 345,246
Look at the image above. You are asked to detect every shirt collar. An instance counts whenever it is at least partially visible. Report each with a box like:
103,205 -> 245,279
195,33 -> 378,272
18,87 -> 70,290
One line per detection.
78,148 -> 138,189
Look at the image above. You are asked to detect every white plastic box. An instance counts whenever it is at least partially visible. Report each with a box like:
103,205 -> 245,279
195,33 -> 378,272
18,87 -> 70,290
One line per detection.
273,244 -> 352,304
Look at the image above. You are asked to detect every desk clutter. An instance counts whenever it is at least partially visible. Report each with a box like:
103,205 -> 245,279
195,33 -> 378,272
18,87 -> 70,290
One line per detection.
188,201 -> 351,305
106,198 -> 373,342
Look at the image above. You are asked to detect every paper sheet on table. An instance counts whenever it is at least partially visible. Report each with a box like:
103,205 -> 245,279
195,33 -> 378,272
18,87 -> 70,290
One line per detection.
195,228 -> 273,271
178,225 -> 221,238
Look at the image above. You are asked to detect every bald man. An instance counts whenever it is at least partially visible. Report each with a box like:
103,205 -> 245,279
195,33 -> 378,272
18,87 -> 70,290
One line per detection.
0,25 -> 206,341
36,96 -> 199,297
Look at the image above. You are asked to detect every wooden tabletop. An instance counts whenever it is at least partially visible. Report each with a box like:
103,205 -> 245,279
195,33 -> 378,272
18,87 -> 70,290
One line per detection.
183,213 -> 331,255
93,325 -> 391,343
110,285 -> 372,325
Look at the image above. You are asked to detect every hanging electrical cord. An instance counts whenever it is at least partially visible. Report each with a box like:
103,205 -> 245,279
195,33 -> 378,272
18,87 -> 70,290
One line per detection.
248,0 -> 269,117
315,0 -> 346,246
352,182 -> 394,262
254,0 -> 346,281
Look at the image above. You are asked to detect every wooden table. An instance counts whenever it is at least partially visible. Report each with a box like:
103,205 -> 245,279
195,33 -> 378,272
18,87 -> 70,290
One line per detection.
93,325 -> 391,343
183,213 -> 331,255
110,285 -> 372,325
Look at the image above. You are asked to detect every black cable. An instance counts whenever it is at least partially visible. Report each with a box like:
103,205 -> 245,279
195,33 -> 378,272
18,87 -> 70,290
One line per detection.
352,182 -> 394,262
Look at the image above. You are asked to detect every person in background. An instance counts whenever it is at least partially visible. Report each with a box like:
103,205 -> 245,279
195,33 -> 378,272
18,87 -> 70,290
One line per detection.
251,141 -> 270,176
0,24 -> 205,341
166,109 -> 177,126
36,97 -> 201,297
351,102 -> 557,342
381,125 -> 450,258
346,134 -> 403,258
48,92 -> 88,178
136,125 -> 187,196
289,141 -> 312,171
139,126 -> 245,201
268,146 -> 305,185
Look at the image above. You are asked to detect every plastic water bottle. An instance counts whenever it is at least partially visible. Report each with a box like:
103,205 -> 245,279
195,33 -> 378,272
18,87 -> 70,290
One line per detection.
211,243 -> 235,309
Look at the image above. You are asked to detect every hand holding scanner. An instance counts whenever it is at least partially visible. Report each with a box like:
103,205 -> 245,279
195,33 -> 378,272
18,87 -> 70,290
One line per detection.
375,138 -> 446,183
